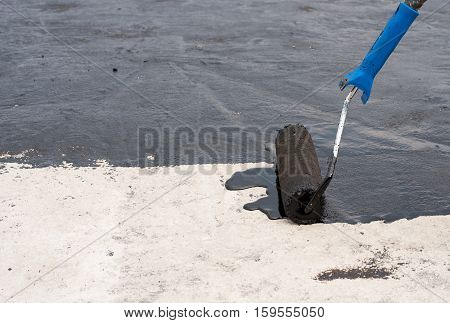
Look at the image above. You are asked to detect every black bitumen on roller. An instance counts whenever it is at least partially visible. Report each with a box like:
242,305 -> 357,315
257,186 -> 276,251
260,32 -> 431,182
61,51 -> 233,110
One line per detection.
275,124 -> 323,224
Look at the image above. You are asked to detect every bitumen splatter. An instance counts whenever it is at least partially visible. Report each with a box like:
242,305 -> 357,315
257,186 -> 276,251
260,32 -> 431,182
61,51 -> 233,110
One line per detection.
315,248 -> 398,280
315,265 -> 395,281
225,166 -> 283,220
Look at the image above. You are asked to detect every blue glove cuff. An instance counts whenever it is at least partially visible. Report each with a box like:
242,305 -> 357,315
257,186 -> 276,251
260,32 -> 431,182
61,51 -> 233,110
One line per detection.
340,3 -> 419,103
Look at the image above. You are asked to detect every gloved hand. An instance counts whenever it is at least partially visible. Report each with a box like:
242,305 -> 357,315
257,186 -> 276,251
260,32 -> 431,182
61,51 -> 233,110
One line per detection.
339,1 -> 426,103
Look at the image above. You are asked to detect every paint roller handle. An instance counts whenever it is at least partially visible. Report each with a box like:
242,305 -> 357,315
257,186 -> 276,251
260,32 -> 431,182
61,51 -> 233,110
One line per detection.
339,1 -> 427,103
404,0 -> 428,10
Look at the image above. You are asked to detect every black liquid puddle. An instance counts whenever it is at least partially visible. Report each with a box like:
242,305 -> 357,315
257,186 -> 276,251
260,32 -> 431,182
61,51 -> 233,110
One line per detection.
225,166 -> 285,220
225,166 -> 332,223
225,141 -> 327,222
224,167 -> 351,224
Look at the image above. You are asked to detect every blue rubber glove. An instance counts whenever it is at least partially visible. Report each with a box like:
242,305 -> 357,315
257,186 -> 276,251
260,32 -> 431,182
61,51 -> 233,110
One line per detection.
340,3 -> 419,103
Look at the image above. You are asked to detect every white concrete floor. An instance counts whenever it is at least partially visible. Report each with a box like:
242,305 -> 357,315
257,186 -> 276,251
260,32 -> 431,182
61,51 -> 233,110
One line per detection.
0,163 -> 448,302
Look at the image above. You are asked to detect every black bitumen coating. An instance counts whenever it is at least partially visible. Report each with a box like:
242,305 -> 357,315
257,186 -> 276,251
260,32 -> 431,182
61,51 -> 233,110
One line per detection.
1,0 -> 449,221
225,166 -> 282,220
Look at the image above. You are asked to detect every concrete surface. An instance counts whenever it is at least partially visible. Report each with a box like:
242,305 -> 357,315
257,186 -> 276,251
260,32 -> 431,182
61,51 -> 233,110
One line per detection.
0,163 -> 448,302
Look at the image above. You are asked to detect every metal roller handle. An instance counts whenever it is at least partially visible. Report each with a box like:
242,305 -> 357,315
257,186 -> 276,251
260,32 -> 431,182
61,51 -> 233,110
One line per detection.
404,0 -> 428,10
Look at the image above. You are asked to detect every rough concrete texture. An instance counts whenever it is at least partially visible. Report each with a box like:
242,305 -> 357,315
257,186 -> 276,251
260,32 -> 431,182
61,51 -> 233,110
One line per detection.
0,163 -> 448,302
